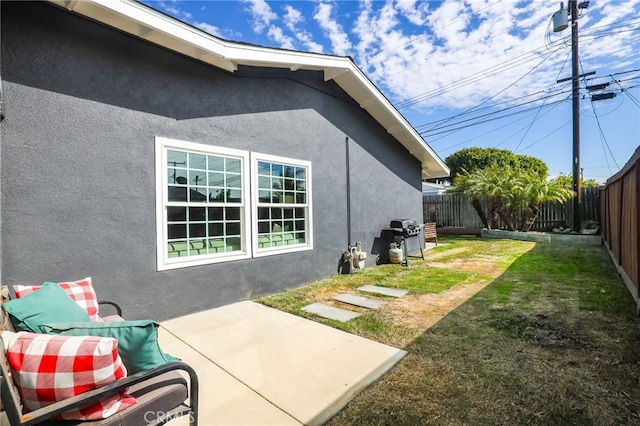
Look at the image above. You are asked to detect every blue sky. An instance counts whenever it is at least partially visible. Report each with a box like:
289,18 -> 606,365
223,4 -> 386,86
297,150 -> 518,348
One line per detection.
140,0 -> 640,183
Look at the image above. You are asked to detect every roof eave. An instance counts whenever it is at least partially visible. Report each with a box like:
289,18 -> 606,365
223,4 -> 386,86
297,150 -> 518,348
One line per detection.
47,0 -> 450,179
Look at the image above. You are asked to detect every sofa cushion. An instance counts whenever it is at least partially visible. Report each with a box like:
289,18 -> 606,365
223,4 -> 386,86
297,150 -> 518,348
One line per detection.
13,277 -> 101,322
4,283 -> 90,332
1,331 -> 136,421
40,320 -> 180,375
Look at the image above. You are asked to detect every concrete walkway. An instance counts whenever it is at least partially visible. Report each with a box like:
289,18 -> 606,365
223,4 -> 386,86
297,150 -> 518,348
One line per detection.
159,301 -> 407,426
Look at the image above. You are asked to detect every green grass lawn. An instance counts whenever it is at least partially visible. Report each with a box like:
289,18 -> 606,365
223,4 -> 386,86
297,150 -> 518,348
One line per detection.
258,236 -> 640,425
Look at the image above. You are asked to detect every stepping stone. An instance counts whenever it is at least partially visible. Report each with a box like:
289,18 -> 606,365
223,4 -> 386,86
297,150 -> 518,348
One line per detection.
333,293 -> 387,309
302,302 -> 361,322
357,285 -> 408,298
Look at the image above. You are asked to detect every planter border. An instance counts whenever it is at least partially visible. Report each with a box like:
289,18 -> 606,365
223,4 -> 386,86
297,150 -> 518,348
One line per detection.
481,229 -> 602,246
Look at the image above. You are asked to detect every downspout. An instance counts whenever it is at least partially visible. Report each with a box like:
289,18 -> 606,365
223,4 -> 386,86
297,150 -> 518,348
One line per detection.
345,136 -> 351,247
0,80 -> 4,282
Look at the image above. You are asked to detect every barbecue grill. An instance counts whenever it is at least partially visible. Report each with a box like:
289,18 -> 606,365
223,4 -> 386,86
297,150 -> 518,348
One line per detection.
376,218 -> 424,266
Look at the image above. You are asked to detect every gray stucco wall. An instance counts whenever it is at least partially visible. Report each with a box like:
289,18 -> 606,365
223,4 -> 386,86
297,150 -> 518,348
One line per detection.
0,2 -> 423,320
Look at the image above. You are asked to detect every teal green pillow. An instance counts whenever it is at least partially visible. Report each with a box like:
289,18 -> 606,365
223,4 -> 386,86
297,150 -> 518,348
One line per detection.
4,282 -> 91,332
40,320 -> 180,374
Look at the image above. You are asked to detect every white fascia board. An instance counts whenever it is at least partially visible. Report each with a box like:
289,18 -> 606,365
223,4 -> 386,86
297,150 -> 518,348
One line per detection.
49,0 -> 238,72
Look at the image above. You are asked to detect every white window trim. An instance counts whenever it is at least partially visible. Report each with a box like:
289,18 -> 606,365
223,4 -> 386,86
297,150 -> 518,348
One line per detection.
155,137 -> 252,271
250,152 -> 313,258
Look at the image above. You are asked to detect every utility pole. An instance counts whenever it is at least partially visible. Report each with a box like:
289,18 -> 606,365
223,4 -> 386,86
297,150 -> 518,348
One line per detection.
570,0 -> 581,232
554,1 -> 590,232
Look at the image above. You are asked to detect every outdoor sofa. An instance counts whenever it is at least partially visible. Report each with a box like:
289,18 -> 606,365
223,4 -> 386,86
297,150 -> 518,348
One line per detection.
0,279 -> 198,426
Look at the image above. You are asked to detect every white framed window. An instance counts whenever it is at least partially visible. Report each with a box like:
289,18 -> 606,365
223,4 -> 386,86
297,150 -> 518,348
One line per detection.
251,153 -> 313,257
155,137 -> 251,270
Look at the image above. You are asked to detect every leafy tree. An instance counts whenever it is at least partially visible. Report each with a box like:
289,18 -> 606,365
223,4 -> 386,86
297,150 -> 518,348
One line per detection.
444,147 -> 548,181
452,165 -> 574,231
551,173 -> 601,189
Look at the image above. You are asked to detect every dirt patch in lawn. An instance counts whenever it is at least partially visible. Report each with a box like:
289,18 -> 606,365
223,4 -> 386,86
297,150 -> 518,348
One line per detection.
382,278 -> 492,332
429,258 -> 505,277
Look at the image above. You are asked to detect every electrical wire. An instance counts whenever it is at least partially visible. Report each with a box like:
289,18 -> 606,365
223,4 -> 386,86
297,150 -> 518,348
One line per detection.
417,48 -> 563,134
590,99 -> 620,171
513,50 -> 572,152
392,16 -> 640,110
415,86 -> 572,131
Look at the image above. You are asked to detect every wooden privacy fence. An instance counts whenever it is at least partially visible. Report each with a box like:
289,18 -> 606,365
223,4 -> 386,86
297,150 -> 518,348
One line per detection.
423,187 -> 600,232
600,147 -> 640,312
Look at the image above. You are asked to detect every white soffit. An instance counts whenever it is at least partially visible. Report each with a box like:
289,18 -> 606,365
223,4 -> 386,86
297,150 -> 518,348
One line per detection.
48,0 -> 449,179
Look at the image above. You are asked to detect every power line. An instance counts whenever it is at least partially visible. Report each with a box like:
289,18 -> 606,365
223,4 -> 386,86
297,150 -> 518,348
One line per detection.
513,50 -> 572,152
590,99 -> 620,171
392,18 -> 640,110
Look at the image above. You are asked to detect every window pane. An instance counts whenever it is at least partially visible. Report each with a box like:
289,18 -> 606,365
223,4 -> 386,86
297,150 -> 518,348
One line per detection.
259,190 -> 270,203
189,153 -> 206,170
284,178 -> 294,190
209,172 -> 224,187
168,168 -> 187,185
258,161 -> 270,175
272,177 -> 283,190
168,224 -> 186,239
226,158 -> 241,173
271,164 -> 283,177
168,150 -> 187,167
258,221 -> 270,233
295,168 -> 306,179
208,207 -> 223,220
208,156 -> 224,172
189,207 -> 206,221
258,176 -> 270,189
226,222 -> 240,235
190,223 -> 206,238
208,223 -> 223,237
168,186 -> 187,202
226,237 -> 241,251
228,189 -> 241,203
227,174 -> 241,188
209,189 -> 225,202
189,188 -> 207,202
284,166 -> 295,178
167,206 -> 186,221
226,207 -> 240,220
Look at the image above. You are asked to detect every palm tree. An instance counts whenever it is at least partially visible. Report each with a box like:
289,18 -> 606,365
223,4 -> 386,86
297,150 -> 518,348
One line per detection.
452,166 -> 574,232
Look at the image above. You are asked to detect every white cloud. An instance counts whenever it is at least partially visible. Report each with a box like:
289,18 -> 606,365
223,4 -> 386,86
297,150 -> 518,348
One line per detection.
395,0 -> 430,26
268,25 -> 296,50
282,5 -> 325,53
314,2 -> 353,56
193,21 -> 222,37
283,5 -> 304,28
242,0 -> 278,33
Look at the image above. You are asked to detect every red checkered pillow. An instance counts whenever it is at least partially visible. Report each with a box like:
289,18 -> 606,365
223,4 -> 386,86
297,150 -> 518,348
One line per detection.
3,331 -> 136,420
13,277 -> 101,322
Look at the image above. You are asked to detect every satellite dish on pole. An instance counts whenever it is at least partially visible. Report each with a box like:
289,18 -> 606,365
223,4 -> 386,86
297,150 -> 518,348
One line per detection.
553,3 -> 568,32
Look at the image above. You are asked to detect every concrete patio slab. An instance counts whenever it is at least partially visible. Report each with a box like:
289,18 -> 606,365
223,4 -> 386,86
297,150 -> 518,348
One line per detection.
158,327 -> 300,426
333,293 -> 387,309
358,285 -> 408,298
302,302 -> 362,322
161,301 -> 407,426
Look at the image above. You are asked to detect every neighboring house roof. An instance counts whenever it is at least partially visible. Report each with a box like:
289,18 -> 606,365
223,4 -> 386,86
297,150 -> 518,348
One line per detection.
47,0 -> 450,179
422,182 -> 447,195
